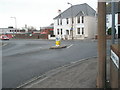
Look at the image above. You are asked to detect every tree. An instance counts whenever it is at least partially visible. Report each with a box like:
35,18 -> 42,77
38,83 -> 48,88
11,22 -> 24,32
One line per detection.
107,27 -> 116,35
28,26 -> 36,32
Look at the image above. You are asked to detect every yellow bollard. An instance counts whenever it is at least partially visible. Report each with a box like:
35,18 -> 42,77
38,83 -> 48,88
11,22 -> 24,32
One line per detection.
56,41 -> 60,46
56,37 -> 61,46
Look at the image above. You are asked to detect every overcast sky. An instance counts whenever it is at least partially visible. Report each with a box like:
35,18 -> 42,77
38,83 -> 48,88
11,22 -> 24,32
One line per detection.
0,0 -> 97,29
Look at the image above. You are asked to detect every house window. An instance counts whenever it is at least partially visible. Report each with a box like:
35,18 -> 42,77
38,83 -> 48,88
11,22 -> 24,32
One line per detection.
57,29 -> 59,35
82,28 -> 84,34
66,30 -> 69,35
66,18 -> 69,24
60,19 -> 62,25
77,28 -> 80,34
61,29 -> 63,35
82,16 -> 84,23
72,18 -> 74,24
77,16 -> 80,23
57,19 -> 59,25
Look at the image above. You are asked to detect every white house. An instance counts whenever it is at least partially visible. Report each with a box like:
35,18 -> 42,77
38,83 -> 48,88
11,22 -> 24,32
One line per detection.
53,3 -> 97,40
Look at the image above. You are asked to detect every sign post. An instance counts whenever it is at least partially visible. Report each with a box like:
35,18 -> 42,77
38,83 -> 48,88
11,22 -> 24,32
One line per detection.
110,1 -> 120,88
110,44 -> 120,88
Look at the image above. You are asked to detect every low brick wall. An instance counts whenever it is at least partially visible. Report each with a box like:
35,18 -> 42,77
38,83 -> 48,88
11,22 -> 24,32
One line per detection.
14,34 -> 48,39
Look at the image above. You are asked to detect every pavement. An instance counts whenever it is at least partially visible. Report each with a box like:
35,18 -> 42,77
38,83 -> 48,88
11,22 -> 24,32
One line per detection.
19,57 -> 100,88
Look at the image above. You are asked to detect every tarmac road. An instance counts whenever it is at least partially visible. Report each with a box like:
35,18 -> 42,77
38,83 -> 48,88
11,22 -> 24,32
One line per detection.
2,39 -> 110,88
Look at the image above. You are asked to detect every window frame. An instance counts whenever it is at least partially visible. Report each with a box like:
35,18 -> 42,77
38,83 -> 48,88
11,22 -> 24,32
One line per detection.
66,30 -> 69,35
61,29 -> 63,35
57,29 -> 59,35
82,28 -> 84,35
82,16 -> 84,23
66,18 -> 69,24
57,19 -> 59,25
77,16 -> 80,23
77,28 -> 80,34
60,19 -> 62,25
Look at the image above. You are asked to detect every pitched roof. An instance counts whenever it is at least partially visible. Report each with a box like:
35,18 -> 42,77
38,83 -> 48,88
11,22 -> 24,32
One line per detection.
54,3 -> 96,19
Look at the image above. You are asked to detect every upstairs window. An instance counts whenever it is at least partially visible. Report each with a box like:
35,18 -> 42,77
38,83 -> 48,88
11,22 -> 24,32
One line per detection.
66,18 -> 69,24
82,16 -> 84,23
57,29 -> 59,35
57,19 -> 59,25
60,19 -> 62,25
77,16 -> 80,23
72,18 -> 74,24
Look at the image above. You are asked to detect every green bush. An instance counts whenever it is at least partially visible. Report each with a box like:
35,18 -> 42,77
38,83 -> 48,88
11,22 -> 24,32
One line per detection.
107,28 -> 116,35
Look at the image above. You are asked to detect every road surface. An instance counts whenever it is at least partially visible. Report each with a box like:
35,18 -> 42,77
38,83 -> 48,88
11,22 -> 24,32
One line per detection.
1,39 -> 110,88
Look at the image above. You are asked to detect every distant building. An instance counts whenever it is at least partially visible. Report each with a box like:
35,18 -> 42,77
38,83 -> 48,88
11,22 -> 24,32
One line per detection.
53,3 -> 97,40
0,28 -> 16,34
0,28 -> 25,34
40,24 -> 54,39
40,24 -> 54,35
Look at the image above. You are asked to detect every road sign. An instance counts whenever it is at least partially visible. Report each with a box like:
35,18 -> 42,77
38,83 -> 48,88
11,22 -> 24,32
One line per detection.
111,50 -> 119,68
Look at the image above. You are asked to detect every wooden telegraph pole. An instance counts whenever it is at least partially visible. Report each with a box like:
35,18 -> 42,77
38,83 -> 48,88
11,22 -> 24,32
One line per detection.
97,1 -> 106,88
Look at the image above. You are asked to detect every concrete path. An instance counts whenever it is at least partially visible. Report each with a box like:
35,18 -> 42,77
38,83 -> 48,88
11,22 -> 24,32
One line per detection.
23,57 -> 98,88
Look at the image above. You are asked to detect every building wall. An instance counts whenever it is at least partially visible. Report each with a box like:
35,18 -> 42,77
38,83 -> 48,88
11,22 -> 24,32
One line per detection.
106,14 -> 118,34
54,16 -> 97,39
54,18 -> 71,35
0,28 -> 16,34
85,16 -> 97,38
0,28 -> 26,34
54,18 -> 69,39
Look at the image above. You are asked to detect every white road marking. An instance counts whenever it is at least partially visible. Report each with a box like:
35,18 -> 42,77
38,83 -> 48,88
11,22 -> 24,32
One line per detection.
67,44 -> 73,48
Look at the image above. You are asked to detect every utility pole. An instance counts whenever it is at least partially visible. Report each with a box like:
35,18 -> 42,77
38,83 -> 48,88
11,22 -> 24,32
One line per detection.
97,1 -> 106,88
11,17 -> 17,33
11,17 -> 17,29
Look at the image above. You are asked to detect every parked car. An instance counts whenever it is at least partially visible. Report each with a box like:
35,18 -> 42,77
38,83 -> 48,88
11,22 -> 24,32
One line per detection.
0,35 -> 9,40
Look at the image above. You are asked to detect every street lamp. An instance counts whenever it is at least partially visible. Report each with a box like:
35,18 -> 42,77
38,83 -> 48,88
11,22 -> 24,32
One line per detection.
67,2 -> 74,40
11,17 -> 17,33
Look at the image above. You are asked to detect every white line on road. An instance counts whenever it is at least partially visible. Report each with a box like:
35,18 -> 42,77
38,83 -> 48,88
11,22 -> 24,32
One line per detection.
67,44 -> 73,48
